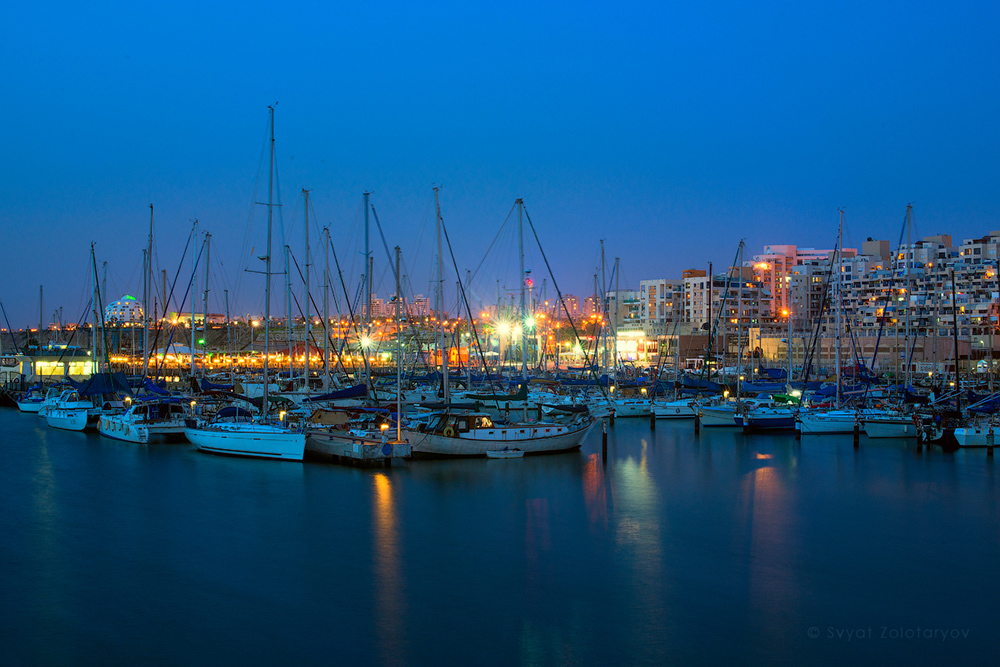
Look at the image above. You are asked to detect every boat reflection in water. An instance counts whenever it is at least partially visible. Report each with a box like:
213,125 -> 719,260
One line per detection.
371,472 -> 406,663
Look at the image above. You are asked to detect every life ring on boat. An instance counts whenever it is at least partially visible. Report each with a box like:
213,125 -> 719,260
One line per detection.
443,426 -> 456,437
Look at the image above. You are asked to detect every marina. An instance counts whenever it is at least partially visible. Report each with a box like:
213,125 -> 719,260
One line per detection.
2,407 -> 998,665
5,2 -> 999,663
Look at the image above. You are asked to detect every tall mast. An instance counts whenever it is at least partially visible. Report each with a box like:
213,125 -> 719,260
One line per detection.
434,187 -> 448,403
364,191 -> 371,338
303,189 -> 311,392
993,256 -> 999,394
600,240 -> 607,375
466,269 -> 473,387
225,289 -> 232,386
39,285 -> 43,351
363,191 -> 372,391
951,268 -> 961,411
517,199 -> 527,392
91,245 -> 98,373
738,240 -> 745,396
904,204 -> 913,390
143,204 -> 153,378
323,226 -> 330,391
263,105 -> 275,414
395,245 -> 402,443
190,220 -> 198,379
202,231 -> 211,378
836,209 -> 843,409
614,256 -> 620,377
285,244 -> 293,381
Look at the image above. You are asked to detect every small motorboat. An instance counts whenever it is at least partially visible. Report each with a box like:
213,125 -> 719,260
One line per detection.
486,447 -> 525,459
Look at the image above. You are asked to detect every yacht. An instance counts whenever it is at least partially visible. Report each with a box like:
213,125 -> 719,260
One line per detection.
184,406 -> 306,461
404,410 -> 596,457
99,398 -> 190,444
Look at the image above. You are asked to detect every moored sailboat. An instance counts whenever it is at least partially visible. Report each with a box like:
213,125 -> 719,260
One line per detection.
184,106 -> 305,462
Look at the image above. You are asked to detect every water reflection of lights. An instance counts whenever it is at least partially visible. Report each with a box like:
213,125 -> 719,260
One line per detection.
611,446 -> 667,660
372,473 -> 406,661
31,443 -> 64,654
581,454 -> 610,529
525,498 -> 551,568
738,453 -> 797,643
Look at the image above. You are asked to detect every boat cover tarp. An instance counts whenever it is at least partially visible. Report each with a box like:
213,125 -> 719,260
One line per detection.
559,374 -> 610,387
71,372 -> 131,397
788,381 -> 824,391
417,401 -> 483,410
760,368 -> 788,380
740,381 -> 786,394
200,378 -> 234,392
679,375 -> 723,393
542,403 -> 589,413
142,377 -> 170,395
301,384 -> 369,402
466,383 -> 528,403
968,390 -> 995,405
135,395 -> 183,403
217,406 -> 254,420
199,390 -> 291,410
968,398 -> 1000,414
905,386 -> 930,404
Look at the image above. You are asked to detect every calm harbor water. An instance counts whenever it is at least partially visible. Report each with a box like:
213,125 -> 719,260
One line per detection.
2,408 -> 999,666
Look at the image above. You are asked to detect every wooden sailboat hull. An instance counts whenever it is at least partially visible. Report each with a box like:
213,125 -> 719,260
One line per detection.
406,419 -> 597,458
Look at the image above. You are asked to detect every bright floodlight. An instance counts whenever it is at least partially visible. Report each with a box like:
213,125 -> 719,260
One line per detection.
360,335 -> 373,349
524,316 -> 536,329
496,321 -> 511,336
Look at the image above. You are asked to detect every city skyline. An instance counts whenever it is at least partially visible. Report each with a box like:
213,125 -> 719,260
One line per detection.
4,1 -> 998,326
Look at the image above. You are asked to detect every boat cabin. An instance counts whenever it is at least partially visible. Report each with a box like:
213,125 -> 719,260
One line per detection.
129,401 -> 188,422
423,412 -> 571,441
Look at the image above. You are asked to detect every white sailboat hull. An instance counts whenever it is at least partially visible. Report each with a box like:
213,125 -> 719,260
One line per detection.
863,418 -> 918,439
46,407 -> 97,431
99,416 -> 149,443
17,400 -> 44,413
953,427 -> 998,447
609,399 -> 651,417
185,424 -> 306,461
698,406 -> 740,427
797,411 -> 858,434
652,400 -> 696,419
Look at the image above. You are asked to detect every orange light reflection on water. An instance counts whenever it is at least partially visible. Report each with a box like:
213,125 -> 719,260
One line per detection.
372,473 -> 406,661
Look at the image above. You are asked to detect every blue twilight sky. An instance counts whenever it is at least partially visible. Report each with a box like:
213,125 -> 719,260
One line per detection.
2,0 -> 999,329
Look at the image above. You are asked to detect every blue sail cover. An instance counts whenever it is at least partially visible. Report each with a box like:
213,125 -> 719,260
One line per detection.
969,397 -> 1000,414
200,378 -> 233,392
812,385 -> 838,398
760,368 -> 788,380
740,381 -> 786,394
72,372 -> 131,397
301,384 -> 369,403
679,375 -> 723,393
560,374 -> 610,387
142,377 -> 170,395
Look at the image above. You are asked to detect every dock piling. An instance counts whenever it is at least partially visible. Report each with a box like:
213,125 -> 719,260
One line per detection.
602,419 -> 608,464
